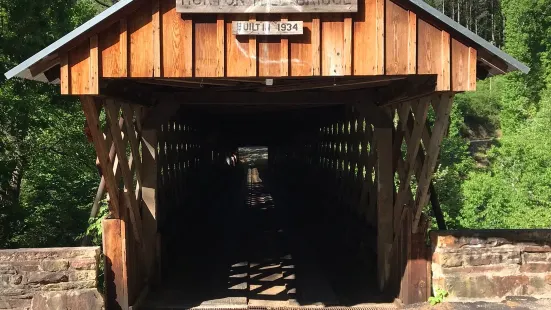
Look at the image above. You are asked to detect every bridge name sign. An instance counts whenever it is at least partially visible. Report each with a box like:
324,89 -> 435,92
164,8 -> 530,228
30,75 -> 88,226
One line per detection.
176,0 -> 358,13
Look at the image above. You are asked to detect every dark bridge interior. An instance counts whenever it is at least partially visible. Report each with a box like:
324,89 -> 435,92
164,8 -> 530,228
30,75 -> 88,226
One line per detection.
135,103 -> 395,309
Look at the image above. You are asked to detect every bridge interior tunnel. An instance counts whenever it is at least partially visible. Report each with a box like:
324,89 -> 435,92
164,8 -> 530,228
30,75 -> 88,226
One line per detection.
138,103 -> 391,309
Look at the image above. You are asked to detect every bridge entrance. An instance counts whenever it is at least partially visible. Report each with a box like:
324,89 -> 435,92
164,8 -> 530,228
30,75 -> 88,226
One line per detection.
4,0 -> 525,308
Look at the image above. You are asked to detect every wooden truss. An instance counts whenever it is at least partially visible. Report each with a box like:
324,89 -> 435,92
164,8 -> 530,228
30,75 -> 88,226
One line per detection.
269,92 -> 453,303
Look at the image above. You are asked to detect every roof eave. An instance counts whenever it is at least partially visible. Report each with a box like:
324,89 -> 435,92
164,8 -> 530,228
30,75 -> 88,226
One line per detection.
407,0 -> 529,74
4,0 -> 135,81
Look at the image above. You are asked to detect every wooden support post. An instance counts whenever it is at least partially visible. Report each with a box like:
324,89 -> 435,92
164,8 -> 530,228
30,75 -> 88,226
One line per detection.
141,127 -> 159,283
375,126 -> 393,292
103,218 -> 129,310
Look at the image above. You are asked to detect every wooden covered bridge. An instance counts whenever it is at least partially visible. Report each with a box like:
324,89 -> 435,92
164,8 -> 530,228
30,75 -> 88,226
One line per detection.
5,0 -> 527,308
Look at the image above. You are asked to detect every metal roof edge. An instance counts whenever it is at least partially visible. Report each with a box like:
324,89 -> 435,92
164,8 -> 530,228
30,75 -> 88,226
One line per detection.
407,0 -> 530,74
4,0 -> 134,80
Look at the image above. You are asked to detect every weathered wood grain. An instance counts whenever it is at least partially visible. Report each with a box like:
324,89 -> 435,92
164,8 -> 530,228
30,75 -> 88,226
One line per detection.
129,1 -> 153,77
354,0 -> 384,75
90,35 -> 99,94
103,218 -> 128,310
385,0 -> 409,75
322,15 -> 345,76
99,21 -> 122,78
60,53 -> 70,94
162,1 -> 193,77
418,20 -> 451,91
70,40 -> 91,94
226,14 -> 256,76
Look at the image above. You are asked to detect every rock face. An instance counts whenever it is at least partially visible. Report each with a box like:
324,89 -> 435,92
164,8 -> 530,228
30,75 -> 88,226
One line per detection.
0,247 -> 104,310
432,230 -> 551,301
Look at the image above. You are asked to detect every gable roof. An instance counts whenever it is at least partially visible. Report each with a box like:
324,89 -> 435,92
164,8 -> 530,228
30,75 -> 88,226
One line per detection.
4,0 -> 529,82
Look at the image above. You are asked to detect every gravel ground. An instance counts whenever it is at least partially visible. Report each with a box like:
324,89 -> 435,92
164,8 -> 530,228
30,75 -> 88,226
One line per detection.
404,297 -> 551,310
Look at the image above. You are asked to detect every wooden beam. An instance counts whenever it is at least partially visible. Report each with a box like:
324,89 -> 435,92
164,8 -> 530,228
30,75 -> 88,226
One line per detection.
104,100 -> 143,243
375,125 -> 393,291
103,218 -> 128,310
412,93 -> 454,232
81,96 -> 121,218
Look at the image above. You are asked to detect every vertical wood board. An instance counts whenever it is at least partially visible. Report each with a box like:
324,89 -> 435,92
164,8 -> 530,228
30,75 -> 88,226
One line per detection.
194,15 -> 220,77
354,0 -> 384,75
99,21 -> 123,78
226,14 -> 256,77
129,1 -> 154,77
289,14 -> 314,76
69,40 -> 91,94
322,15 -> 345,76
385,0 -> 409,75
417,20 -> 450,91
162,1 -> 193,77
258,15 -> 283,77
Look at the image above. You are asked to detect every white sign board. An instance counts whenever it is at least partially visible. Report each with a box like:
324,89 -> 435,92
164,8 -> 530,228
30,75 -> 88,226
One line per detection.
232,21 -> 303,35
176,0 -> 358,13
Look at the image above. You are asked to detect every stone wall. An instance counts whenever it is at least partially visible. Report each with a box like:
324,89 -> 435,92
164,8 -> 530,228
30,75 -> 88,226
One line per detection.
432,230 -> 551,301
0,247 -> 103,310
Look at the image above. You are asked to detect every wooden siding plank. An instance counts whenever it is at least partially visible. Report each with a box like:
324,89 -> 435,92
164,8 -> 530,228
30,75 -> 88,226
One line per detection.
249,14 -> 257,76
281,15 -> 289,76
441,31 -> 451,91
408,11 -> 417,74
289,14 -> 314,76
129,1 -> 153,77
162,0 -> 193,77
258,15 -> 282,77
312,15 -> 321,75
195,15 -> 218,77
322,15 -> 345,76
354,0 -> 384,75
418,20 -> 451,91
153,0 -> 161,77
385,0 -> 409,75
451,39 -> 469,91
217,14 -> 225,77
226,14 -> 255,77
343,14 -> 352,75
90,35 -> 99,95
226,14 -> 250,77
70,40 -> 91,94
99,21 -> 122,78
60,53 -> 70,94
120,19 -> 128,77
468,47 -> 477,91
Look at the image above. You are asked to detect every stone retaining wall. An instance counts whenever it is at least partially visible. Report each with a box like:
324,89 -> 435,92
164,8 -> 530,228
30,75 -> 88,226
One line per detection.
432,230 -> 551,301
0,247 -> 103,309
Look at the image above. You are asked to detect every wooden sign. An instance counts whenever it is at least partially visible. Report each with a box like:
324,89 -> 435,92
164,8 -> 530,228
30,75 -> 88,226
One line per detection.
232,21 -> 303,35
176,0 -> 357,13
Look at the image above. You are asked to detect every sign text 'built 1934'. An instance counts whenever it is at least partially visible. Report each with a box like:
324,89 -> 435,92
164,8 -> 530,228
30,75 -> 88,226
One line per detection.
232,21 -> 303,35
176,0 -> 358,13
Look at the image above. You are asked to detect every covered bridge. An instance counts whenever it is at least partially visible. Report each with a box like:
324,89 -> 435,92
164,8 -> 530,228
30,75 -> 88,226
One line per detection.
5,0 -> 528,309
